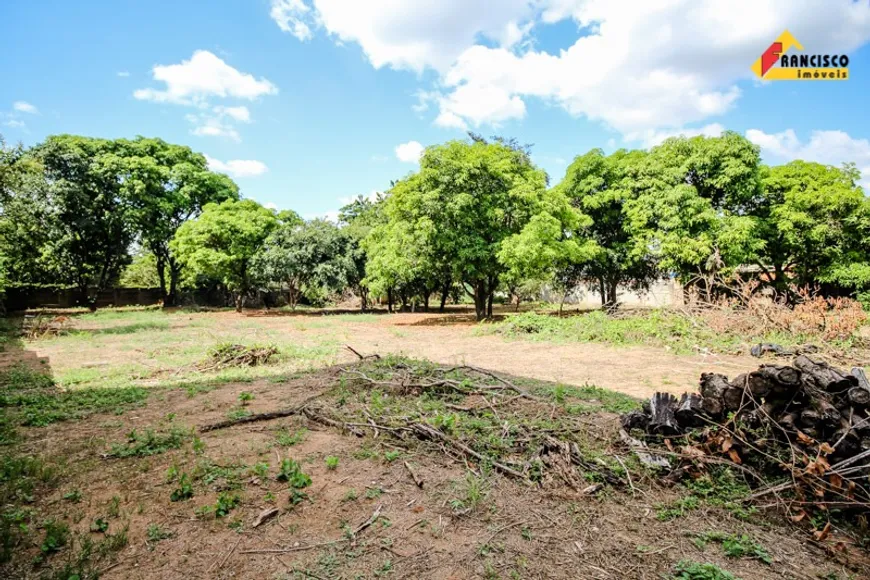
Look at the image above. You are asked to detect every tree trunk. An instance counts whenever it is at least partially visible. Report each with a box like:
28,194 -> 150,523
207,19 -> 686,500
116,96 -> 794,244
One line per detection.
387,288 -> 393,313
439,278 -> 451,312
234,293 -> 245,312
166,260 -> 180,307
156,254 -> 168,305
287,285 -> 299,310
598,278 -> 606,307
80,285 -> 96,312
472,280 -> 488,321
359,287 -> 368,311
423,292 -> 429,312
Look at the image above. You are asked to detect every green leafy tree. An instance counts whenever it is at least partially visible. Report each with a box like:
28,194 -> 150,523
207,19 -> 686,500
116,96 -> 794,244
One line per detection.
626,132 -> 763,299
251,218 -> 353,309
555,148 -> 657,306
117,137 -> 239,306
1,136 -> 51,297
756,161 -> 870,296
171,199 -> 277,311
119,251 -> 163,288
367,139 -> 595,320
33,135 -> 136,309
339,194 -> 385,310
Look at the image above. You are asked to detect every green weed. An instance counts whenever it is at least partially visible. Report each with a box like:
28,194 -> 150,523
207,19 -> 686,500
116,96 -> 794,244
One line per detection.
275,428 -> 308,447
108,427 -> 187,458
277,458 -> 312,489
671,560 -> 738,580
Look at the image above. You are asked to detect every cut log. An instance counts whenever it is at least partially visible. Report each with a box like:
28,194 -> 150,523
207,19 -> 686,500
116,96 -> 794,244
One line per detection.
799,409 -> 821,429
779,412 -> 799,431
699,373 -> 730,417
648,392 -> 680,435
851,367 -> 870,391
743,373 -> 771,398
621,410 -> 649,432
757,364 -> 801,389
848,387 -> 870,407
675,393 -> 704,427
794,355 -> 857,393
722,386 -> 746,411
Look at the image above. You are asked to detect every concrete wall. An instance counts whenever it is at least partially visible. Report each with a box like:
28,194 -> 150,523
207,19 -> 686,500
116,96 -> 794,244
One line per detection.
541,278 -> 682,308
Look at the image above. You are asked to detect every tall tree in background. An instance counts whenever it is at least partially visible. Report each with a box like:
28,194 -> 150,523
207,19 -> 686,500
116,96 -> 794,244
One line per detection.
1,136 -> 51,297
626,132 -> 764,298
171,199 -> 277,311
367,139 -> 595,320
118,137 -> 239,306
252,218 -> 353,309
339,194 -> 385,310
34,135 -> 136,309
555,148 -> 657,306
756,161 -> 870,298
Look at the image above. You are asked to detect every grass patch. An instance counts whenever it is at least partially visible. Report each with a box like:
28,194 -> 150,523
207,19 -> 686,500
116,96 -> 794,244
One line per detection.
0,365 -> 150,431
275,428 -> 308,446
108,427 -> 188,458
671,560 -> 738,580
692,532 -> 771,564
482,310 -> 734,353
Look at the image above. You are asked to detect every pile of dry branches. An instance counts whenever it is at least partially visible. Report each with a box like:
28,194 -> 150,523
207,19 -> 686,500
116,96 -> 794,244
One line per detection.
623,357 -> 870,514
199,354 -> 626,492
197,343 -> 278,371
684,280 -> 867,343
21,314 -> 70,340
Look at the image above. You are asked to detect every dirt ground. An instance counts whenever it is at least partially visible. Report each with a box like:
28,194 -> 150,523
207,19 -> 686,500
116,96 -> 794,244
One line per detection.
3,308 -> 868,579
18,308 -> 762,399
8,362 -> 866,580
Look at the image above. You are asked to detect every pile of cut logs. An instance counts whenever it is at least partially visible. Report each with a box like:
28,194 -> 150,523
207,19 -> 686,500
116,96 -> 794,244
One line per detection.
623,356 -> 870,463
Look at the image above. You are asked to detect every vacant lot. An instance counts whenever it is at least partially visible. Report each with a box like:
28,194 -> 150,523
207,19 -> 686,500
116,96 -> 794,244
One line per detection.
1,308 -> 868,579
5,307 -> 769,398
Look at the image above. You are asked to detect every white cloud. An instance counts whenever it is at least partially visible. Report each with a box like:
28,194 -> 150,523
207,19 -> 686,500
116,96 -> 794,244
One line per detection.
746,129 -> 870,188
205,155 -> 269,178
192,123 -> 241,141
271,0 -> 313,41
117,71 -> 130,78
395,140 -> 424,163
2,119 -> 26,129
13,101 -> 38,114
213,105 -> 251,123
276,1 -> 870,139
134,50 -> 277,105
265,202 -> 279,210
274,0 -> 536,73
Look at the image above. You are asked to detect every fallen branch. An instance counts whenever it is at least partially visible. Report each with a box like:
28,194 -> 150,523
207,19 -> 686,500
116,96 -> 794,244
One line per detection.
199,406 -> 306,432
345,345 -> 381,361
410,423 -> 527,480
404,460 -> 424,488
353,504 -> 383,539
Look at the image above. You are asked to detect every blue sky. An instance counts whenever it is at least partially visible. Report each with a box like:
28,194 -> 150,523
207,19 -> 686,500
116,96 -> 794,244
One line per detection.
3,0 -> 870,218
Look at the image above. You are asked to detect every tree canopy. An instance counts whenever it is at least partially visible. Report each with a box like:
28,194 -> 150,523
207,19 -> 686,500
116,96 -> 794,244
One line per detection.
117,137 -> 239,305
252,218 -> 353,309
2,130 -> 869,314
171,199 -> 278,311
365,138 -> 596,319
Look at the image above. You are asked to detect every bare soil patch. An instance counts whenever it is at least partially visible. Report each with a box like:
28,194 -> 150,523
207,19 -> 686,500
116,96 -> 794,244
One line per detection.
3,359 -> 867,579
